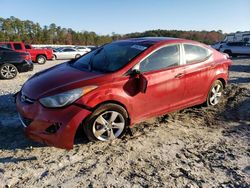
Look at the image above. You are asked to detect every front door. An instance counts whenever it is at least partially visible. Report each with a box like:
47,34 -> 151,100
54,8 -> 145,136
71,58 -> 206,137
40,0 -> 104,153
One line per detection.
127,44 -> 186,122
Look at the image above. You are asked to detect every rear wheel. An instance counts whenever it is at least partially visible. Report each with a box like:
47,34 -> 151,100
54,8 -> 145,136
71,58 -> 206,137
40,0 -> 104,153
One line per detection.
83,104 -> 128,141
0,63 -> 18,79
206,80 -> 224,106
36,55 -> 46,64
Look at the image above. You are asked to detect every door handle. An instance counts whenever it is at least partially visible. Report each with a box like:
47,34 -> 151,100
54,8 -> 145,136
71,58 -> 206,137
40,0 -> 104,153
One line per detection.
174,73 -> 184,78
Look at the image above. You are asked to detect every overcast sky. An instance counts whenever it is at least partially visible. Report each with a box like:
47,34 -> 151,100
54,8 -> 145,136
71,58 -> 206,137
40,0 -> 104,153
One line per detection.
0,0 -> 249,34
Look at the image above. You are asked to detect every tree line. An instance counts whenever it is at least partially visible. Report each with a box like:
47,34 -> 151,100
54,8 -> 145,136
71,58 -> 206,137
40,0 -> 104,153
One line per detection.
0,16 -> 225,45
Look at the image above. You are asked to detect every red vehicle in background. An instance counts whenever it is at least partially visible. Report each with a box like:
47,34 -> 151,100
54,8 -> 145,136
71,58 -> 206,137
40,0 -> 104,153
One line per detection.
0,42 -> 53,64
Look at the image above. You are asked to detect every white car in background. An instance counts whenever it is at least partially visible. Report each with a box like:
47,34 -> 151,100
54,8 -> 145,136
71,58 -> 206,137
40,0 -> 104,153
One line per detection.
53,48 -> 86,60
74,46 -> 91,53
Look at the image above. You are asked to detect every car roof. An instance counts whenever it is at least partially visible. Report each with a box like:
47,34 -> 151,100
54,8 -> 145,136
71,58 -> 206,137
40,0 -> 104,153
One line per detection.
114,37 -> 185,46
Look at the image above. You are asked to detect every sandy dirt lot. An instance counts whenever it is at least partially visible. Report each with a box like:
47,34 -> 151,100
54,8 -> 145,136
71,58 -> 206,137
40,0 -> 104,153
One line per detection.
0,58 -> 249,187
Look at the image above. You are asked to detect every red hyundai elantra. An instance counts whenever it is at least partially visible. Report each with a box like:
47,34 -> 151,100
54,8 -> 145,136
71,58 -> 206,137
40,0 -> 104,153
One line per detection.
16,37 -> 231,149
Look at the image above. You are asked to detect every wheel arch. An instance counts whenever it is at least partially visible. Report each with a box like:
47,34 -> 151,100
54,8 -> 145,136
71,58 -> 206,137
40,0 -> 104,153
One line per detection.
92,100 -> 131,125
75,99 -> 131,144
203,75 -> 227,103
217,77 -> 226,88
36,54 -> 47,59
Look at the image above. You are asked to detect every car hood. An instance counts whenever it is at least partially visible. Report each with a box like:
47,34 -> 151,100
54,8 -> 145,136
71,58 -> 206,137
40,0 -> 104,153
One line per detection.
22,62 -> 103,100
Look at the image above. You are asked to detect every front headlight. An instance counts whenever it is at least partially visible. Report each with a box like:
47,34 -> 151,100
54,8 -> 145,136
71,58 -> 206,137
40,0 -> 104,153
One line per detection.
39,86 -> 97,108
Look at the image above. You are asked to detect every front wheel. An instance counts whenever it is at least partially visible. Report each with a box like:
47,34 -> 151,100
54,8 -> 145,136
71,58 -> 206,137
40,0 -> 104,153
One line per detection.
0,63 -> 18,79
206,80 -> 224,106
83,104 -> 128,141
36,55 -> 46,64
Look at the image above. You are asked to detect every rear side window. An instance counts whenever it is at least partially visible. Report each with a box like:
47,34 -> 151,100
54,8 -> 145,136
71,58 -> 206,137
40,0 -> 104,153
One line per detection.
139,45 -> 180,72
184,44 -> 211,64
13,43 -> 22,50
25,45 -> 31,49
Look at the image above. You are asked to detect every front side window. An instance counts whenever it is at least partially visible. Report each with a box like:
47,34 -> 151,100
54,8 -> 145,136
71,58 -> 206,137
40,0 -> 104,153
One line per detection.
184,44 -> 211,64
14,43 -> 22,50
139,45 -> 180,72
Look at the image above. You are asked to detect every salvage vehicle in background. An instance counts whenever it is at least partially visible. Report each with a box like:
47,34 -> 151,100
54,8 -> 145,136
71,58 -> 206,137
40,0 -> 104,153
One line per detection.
16,37 -> 231,149
53,48 -> 86,60
0,47 -> 33,79
218,42 -> 250,57
0,42 -> 53,64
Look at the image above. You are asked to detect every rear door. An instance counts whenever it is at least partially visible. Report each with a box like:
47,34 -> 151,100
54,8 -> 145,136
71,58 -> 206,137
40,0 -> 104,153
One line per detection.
182,43 -> 214,104
241,43 -> 250,55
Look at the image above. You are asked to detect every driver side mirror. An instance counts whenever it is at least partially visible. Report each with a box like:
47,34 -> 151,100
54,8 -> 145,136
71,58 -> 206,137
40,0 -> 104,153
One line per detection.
129,68 -> 148,93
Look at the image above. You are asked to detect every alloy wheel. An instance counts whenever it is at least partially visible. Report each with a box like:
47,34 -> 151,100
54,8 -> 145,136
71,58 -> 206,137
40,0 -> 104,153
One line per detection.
1,64 -> 17,79
209,83 -> 223,105
92,111 -> 125,141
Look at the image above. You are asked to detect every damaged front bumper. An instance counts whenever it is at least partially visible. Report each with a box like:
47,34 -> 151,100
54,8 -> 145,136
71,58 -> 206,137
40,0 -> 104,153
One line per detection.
16,92 -> 91,149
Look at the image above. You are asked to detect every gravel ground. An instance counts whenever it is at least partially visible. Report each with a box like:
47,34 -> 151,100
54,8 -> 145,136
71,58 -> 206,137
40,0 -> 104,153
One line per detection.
0,58 -> 249,187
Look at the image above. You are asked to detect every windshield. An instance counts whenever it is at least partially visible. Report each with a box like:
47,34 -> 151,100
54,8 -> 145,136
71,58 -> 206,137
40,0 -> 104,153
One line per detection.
70,41 -> 151,73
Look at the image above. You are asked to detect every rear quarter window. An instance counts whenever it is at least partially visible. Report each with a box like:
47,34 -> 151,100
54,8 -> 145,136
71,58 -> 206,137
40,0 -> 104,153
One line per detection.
184,44 -> 211,64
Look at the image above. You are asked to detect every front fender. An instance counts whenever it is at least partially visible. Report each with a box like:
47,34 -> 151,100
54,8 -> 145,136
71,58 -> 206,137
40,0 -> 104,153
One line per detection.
77,88 -> 133,123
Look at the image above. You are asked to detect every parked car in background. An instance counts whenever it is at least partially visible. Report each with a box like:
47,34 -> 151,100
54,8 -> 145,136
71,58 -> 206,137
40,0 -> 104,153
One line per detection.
211,41 -> 226,50
53,48 -> 86,60
0,47 -> 33,79
16,37 -> 231,149
0,42 -> 53,64
74,46 -> 91,53
219,42 -> 250,57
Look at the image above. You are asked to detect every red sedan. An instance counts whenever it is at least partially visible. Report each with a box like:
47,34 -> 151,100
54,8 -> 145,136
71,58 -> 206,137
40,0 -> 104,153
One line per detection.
16,37 -> 231,149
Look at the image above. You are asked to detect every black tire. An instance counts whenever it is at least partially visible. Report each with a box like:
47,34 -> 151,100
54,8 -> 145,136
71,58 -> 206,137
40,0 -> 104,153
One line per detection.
223,50 -> 232,57
206,80 -> 224,106
75,54 -> 81,59
83,103 -> 129,141
52,54 -> 57,60
0,63 -> 18,79
36,55 -> 46,64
